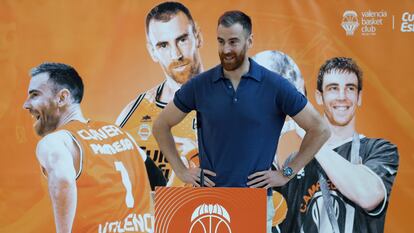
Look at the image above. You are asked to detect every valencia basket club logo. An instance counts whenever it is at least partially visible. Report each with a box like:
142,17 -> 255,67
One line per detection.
341,10 -> 359,36
189,204 -> 232,233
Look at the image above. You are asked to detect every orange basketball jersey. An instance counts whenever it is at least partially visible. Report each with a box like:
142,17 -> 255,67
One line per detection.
118,83 -> 198,187
60,120 -> 152,233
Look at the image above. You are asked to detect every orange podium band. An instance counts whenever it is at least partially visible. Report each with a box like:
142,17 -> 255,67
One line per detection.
155,187 -> 267,233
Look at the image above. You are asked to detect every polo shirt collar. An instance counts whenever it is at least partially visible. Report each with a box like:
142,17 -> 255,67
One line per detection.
212,66 -> 225,83
244,58 -> 262,82
212,58 -> 263,83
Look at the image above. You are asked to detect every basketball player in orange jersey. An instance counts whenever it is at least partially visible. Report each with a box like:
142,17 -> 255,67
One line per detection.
23,62 -> 152,233
116,2 -> 203,188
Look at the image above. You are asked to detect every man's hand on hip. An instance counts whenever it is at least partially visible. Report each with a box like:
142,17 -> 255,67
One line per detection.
247,169 -> 290,189
176,167 -> 216,187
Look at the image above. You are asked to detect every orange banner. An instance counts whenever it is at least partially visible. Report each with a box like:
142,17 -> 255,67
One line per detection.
0,0 -> 413,232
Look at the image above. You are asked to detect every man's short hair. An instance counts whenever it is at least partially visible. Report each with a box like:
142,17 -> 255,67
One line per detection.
317,57 -> 363,92
217,10 -> 252,36
31,62 -> 84,103
145,1 -> 195,35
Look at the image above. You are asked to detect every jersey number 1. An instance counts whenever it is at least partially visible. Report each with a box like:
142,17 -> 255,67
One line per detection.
115,161 -> 134,208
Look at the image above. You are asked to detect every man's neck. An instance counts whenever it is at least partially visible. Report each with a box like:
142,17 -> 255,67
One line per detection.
160,62 -> 204,103
325,115 -> 356,144
223,57 -> 250,90
160,77 -> 181,102
58,104 -> 87,128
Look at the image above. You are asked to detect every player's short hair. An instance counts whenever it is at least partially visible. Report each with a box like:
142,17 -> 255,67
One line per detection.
317,57 -> 363,93
217,10 -> 252,36
31,62 -> 84,103
145,1 -> 195,35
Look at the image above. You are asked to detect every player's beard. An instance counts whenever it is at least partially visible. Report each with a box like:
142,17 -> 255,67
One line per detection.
219,45 -> 247,71
167,56 -> 200,84
33,100 -> 60,137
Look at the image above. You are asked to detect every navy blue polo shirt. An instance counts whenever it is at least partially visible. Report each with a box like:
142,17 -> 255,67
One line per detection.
174,58 -> 307,195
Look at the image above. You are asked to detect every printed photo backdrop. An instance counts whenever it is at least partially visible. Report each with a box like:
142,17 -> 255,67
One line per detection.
0,0 -> 413,232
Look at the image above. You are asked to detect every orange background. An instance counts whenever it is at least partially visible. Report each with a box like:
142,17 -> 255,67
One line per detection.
0,0 -> 413,232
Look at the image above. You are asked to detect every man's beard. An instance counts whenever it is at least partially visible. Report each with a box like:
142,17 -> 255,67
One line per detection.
35,115 -> 59,136
33,101 -> 60,137
167,57 -> 200,84
219,46 -> 247,71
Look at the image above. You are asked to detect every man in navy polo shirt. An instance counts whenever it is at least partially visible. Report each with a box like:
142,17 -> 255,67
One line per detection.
153,10 -> 330,232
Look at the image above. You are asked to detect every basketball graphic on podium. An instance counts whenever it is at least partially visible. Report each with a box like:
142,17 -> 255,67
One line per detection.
189,204 -> 232,233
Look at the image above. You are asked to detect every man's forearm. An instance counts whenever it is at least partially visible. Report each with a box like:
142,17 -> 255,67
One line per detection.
48,172 -> 77,233
316,146 -> 385,210
287,124 -> 330,174
153,119 -> 187,176
247,122 -> 329,189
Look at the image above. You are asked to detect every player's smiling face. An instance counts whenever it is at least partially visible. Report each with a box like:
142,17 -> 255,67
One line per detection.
316,70 -> 361,127
147,12 -> 201,84
23,72 -> 61,136
217,23 -> 252,71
